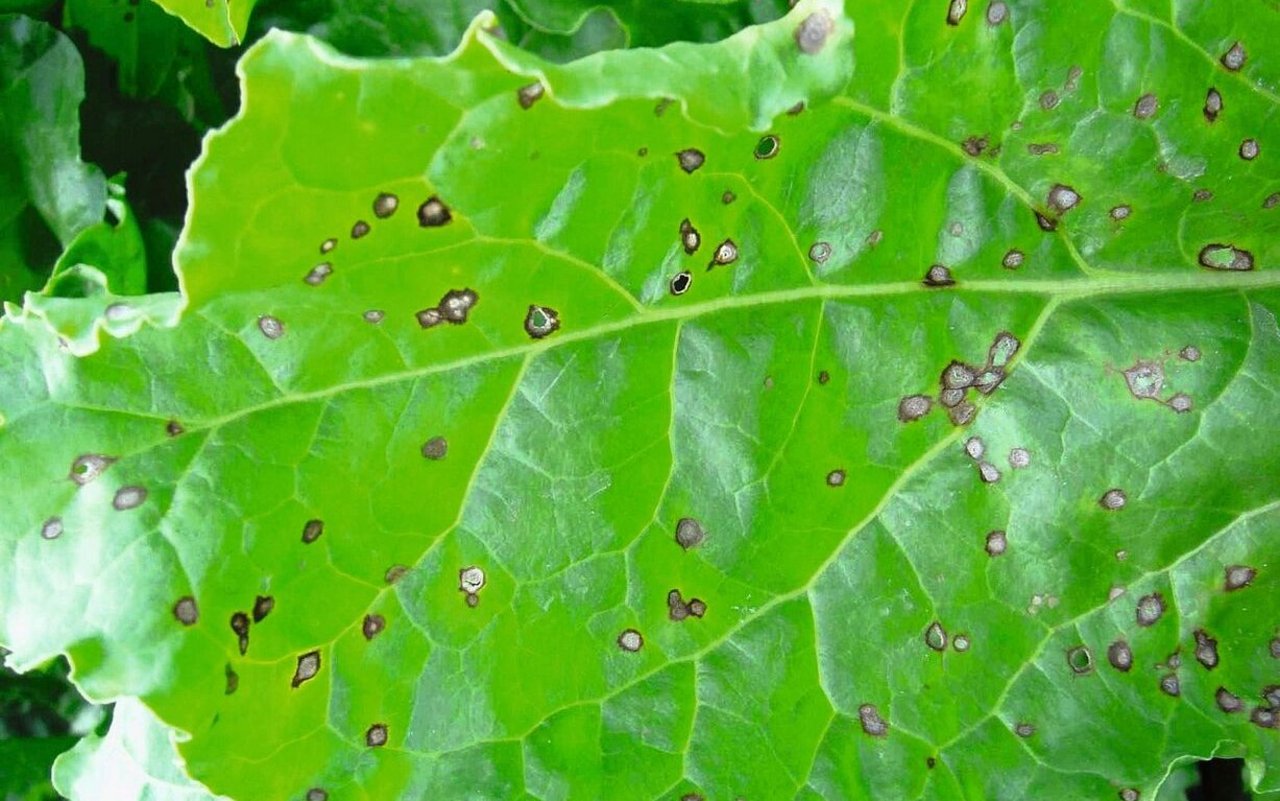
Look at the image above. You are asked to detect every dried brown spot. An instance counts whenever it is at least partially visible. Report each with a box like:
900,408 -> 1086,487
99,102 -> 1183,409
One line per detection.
858,703 -> 888,736
292,651 -> 321,688
385,565 -> 409,584
421,436 -> 448,460
173,596 -> 198,625
1204,88 -> 1223,122
1107,639 -> 1133,672
675,518 -> 706,550
302,519 -> 323,544
1136,593 -> 1165,626
923,264 -> 955,287
946,0 -> 967,25
517,82 -> 544,109
961,135 -> 988,156
1220,41 -> 1246,71
985,530 -> 1007,557
365,723 -> 388,747
1100,488 -> 1128,510
417,196 -> 452,227
252,595 -> 274,623
1133,93 -> 1158,119
1224,565 -> 1256,591
898,394 -> 932,422
351,220 -> 370,239
1193,629 -> 1219,669
617,629 -> 643,652
1216,687 -> 1244,713
372,193 -> 399,219
795,10 -> 834,54
362,614 -> 386,641
676,149 -> 705,174
438,288 -> 478,324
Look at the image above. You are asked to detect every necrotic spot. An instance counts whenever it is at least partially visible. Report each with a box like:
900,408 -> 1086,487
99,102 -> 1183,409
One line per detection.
1027,142 -> 1060,156
438,288 -> 478,324
1159,674 -> 1180,697
1136,593 -> 1165,626
670,271 -> 692,296
1204,88 -> 1223,122
1198,244 -> 1254,271
307,790 -> 328,801
809,242 -> 832,264
1039,90 -> 1059,110
617,629 -> 643,652
1193,188 -> 1213,202
1194,629 -> 1219,669
302,519 -> 323,543
1100,489 -> 1127,510
166,420 -> 184,437
948,401 -> 977,427
1240,139 -> 1260,160
688,598 -> 707,618
1133,93 -> 1158,119
721,190 -> 736,205
41,517 -> 62,540
69,454 -> 114,485
1035,211 -> 1057,231
1224,564 -> 1256,591
676,149 -> 705,174
1014,722 -> 1035,738
1123,361 -> 1164,399
225,665 -> 238,695
1179,345 -> 1201,362
292,651 -> 321,688
986,1 -> 1007,25
363,309 -> 385,324
985,530 -> 1007,557
795,10 -> 834,53
459,566 -> 486,596
1120,789 -> 1140,801
1216,687 -> 1244,713
675,518 -> 706,550
1002,249 -> 1024,269
524,305 -> 560,339
953,634 -> 971,652
924,265 -> 954,287
363,614 -> 386,641
826,469 -> 846,487
257,315 -> 284,340
897,394 -> 932,423
112,486 -> 147,511
304,263 -> 332,286
417,197 -> 452,227
978,462 -> 1001,483
754,135 -> 780,160
1264,193 -> 1280,209
946,0 -> 967,25
817,370 -> 830,385
1168,393 -> 1193,413
1008,448 -> 1031,468
710,239 -> 738,267
964,436 -> 985,460
1252,708 -> 1278,729
1066,646 -> 1093,675
924,621 -> 947,651
943,361 -> 976,389
366,723 -> 388,747
858,703 -> 888,736
416,308 -> 444,329
1107,639 -> 1133,672
351,220 -> 370,239
939,388 -> 965,408
517,82 -> 544,109
252,595 -> 274,623
421,437 -> 448,460
1047,184 -> 1081,213
385,565 -> 409,584
173,596 -> 198,626
989,332 -> 1020,367
1220,41 -> 1246,71
679,218 -> 701,254
1111,204 -> 1131,220
230,612 -> 249,637
373,192 -> 399,218
320,238 -> 336,254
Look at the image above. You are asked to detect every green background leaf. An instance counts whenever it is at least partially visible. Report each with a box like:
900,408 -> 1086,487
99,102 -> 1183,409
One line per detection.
3,1 -> 1279,799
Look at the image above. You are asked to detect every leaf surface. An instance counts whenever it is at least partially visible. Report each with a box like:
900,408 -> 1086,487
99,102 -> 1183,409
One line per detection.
3,1 -> 1280,799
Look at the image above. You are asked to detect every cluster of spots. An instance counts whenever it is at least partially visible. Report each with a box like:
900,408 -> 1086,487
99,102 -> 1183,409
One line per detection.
1066,645 -> 1093,675
901,331 -> 1021,430
459,566 -> 485,608
674,517 -> 706,550
517,82 -> 544,110
362,614 -> 386,641
794,10 -> 833,54
1099,488 -> 1127,510
1120,349 -> 1205,413
365,723 -> 388,748
616,629 -> 644,653
961,134 -> 991,157
230,612 -> 250,656
1224,564 -> 1256,591
1198,243 -> 1254,272
524,305 -> 561,339
858,703 -> 888,736
667,589 -> 707,621
292,651 -> 321,688
417,287 -> 479,329
1026,593 -> 1059,616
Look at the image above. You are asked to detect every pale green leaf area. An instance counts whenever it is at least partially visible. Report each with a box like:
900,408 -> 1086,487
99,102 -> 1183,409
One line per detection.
2,1 -> 1280,799
0,15 -> 107,304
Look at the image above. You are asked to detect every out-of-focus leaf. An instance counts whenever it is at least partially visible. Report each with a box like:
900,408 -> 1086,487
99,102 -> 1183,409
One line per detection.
0,15 -> 107,304
2,1 -> 1280,800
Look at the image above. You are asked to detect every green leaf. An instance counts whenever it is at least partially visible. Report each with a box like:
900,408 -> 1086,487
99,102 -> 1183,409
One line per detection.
63,0 -> 228,129
0,14 -> 107,304
146,0 -> 250,48
3,1 -> 1280,799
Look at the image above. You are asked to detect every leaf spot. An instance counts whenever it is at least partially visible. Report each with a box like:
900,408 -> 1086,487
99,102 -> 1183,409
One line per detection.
524,305 -> 561,339
1107,639 -> 1133,672
1159,673 -> 1180,697
977,461 -> 1001,483
1197,243 -> 1254,271
676,149 -> 705,174
953,634 -> 971,652
291,651 -> 321,688
1240,138 -> 1260,161
948,400 -> 977,427
363,309 -> 385,324
1123,361 -> 1163,399
1001,249 -> 1025,269
40,517 -> 62,540
365,723 -> 388,747
675,518 -> 706,550
384,565 -> 409,584
1204,88 -> 1223,122
924,621 -> 948,651
225,664 -> 238,695
1216,687 -> 1244,713
1047,184 -> 1081,214
319,238 -> 336,254
165,420 -> 185,436
351,220 -> 370,239
362,614 -> 385,641
459,566 -> 486,596
679,218 -> 701,255
372,192 -> 399,219
417,196 -> 452,227
173,596 -> 199,626
754,135 -> 780,160
1168,393 -> 1193,413
985,530 -> 1007,557
302,519 -> 323,544
252,595 -> 274,623
897,394 -> 932,422
617,629 -> 643,652
710,239 -> 739,268
826,469 -> 846,487
1224,564 -> 1256,591
257,315 -> 284,339
794,11 -> 834,54
1039,90 -> 1060,110
1014,722 -> 1035,738
1133,93 -> 1158,119
112,486 -> 147,511
1066,645 -> 1093,675
923,264 -> 955,287
1100,488 -> 1128,510
946,0 -> 967,25
985,1 -> 1008,25
304,263 -> 333,286
808,242 -> 832,264
1008,448 -> 1031,469
1136,592 -> 1165,626
306,790 -> 328,801
1110,204 -> 1131,220
69,454 -> 114,486
1193,629 -> 1219,669
438,288 -> 478,324
1220,41 -> 1246,71
517,82 -> 544,109
858,703 -> 888,736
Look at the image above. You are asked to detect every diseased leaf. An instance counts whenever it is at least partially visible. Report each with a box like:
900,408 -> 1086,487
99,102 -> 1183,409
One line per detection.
0,15 -> 107,304
3,1 -> 1280,800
